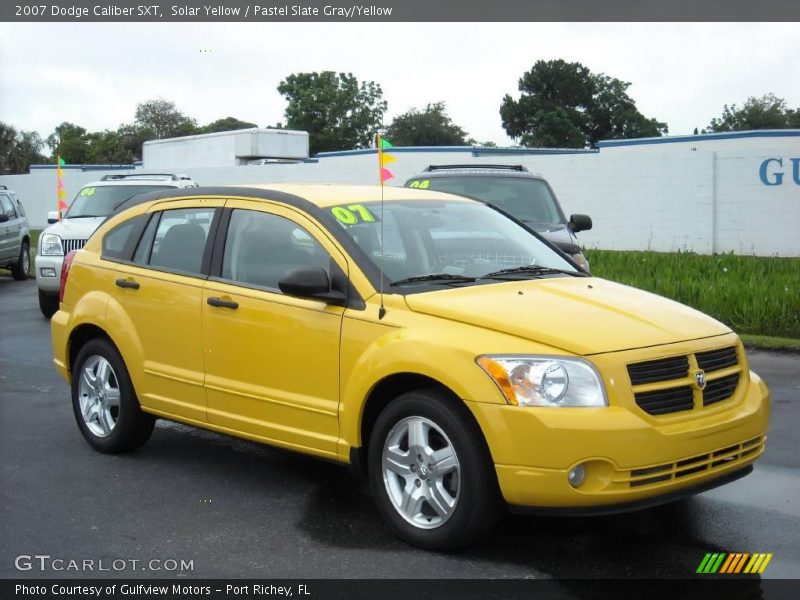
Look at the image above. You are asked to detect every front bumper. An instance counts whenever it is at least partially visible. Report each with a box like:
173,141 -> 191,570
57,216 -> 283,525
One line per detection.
35,254 -> 65,293
467,369 -> 769,510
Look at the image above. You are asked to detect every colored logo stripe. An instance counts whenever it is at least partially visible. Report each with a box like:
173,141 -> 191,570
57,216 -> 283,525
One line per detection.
697,552 -> 773,574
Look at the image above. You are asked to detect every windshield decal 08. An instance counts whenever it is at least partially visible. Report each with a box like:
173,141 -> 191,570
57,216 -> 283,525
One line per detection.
80,187 -> 97,196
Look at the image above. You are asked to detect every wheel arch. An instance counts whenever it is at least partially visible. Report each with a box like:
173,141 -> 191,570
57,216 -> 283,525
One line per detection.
67,323 -> 116,376
352,372 -> 493,479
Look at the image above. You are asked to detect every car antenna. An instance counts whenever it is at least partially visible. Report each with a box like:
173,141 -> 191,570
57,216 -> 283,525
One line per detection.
377,132 -> 387,320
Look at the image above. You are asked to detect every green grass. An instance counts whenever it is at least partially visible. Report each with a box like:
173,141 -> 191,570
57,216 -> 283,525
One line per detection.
740,334 -> 800,353
585,249 -> 800,340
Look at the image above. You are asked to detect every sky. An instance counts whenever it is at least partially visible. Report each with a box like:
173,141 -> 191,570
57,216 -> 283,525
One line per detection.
1,22 -> 799,147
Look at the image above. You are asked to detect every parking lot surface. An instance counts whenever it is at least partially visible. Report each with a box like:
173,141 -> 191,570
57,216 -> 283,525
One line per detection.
1,277 -> 798,579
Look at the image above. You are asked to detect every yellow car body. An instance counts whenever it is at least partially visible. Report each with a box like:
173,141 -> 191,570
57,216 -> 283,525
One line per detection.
52,184 -> 769,535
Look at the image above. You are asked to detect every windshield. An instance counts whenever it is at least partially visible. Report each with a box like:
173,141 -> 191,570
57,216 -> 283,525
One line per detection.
407,176 -> 563,225
65,185 -> 171,218
331,199 -> 579,286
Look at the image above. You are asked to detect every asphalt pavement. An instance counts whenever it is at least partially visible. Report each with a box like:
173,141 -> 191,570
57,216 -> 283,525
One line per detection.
1,276 -> 798,580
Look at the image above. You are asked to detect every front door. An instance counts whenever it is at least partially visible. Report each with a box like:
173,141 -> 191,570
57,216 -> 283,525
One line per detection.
202,201 -> 346,459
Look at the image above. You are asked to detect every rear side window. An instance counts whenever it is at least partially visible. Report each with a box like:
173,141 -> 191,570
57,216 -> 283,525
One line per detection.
14,197 -> 26,217
144,208 -> 215,275
102,215 -> 147,260
0,195 -> 17,219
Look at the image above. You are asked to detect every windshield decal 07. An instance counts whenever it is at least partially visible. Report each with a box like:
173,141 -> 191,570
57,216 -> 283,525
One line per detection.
407,180 -> 431,189
80,187 -> 97,196
331,204 -> 378,224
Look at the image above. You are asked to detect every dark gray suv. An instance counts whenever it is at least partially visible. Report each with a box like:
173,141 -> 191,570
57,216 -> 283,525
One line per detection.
405,165 -> 592,271
0,186 -> 31,281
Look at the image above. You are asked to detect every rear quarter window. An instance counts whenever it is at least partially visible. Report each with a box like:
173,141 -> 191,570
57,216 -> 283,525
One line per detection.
102,215 -> 147,260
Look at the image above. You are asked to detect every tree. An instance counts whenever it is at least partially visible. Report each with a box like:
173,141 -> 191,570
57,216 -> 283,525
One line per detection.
134,98 -> 198,139
278,71 -> 387,155
199,117 -> 258,134
385,102 -> 469,146
0,123 -> 46,174
704,94 -> 800,132
46,122 -> 92,163
500,59 -> 667,148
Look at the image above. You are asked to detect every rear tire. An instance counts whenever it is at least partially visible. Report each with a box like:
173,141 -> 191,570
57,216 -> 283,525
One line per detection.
38,289 -> 59,319
71,338 -> 155,453
10,241 -> 30,281
368,388 -> 501,549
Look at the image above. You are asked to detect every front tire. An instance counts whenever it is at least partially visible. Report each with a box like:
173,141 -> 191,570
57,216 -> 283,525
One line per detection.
368,389 -> 501,549
38,289 -> 59,319
11,241 -> 30,281
71,338 -> 155,453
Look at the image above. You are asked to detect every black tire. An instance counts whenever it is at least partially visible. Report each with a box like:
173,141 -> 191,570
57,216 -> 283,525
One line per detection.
71,338 -> 155,453
38,289 -> 59,319
10,241 -> 30,281
368,388 -> 501,549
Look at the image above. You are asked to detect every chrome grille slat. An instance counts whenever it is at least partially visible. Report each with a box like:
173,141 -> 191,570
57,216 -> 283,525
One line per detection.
61,239 -> 87,254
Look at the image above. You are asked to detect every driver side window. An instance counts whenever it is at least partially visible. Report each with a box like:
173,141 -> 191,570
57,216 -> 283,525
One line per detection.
221,209 -> 331,291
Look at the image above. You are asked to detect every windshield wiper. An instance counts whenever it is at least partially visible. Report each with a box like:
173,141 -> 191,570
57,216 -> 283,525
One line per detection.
390,273 -> 477,286
481,265 -> 586,279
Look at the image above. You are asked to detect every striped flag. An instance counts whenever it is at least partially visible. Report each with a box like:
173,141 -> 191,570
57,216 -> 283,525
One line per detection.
376,134 -> 395,185
56,156 -> 68,218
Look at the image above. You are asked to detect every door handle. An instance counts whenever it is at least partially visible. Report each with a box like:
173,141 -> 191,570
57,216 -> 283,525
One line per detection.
207,297 -> 238,309
115,278 -> 140,290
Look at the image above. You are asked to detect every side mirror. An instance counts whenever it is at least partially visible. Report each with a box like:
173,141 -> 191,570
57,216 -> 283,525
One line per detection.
47,211 -> 60,224
569,214 -> 592,233
0,213 -> 8,223
278,267 -> 346,306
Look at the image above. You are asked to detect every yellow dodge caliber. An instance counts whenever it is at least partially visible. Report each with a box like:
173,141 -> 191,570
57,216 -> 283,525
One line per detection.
51,184 -> 769,549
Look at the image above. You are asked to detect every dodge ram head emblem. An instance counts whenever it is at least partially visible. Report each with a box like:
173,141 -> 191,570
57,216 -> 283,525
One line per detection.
695,370 -> 707,390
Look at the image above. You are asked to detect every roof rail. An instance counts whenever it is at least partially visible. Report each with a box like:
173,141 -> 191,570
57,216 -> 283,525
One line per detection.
100,173 -> 190,181
423,164 -> 529,172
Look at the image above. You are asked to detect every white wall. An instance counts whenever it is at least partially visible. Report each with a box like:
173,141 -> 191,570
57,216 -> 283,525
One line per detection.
2,132 -> 798,257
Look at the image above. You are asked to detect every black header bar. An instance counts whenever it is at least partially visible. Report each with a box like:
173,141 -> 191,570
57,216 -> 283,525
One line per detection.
4,0 -> 800,22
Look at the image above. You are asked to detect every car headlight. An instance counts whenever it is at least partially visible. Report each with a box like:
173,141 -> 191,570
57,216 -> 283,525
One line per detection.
40,233 -> 64,256
477,355 -> 607,407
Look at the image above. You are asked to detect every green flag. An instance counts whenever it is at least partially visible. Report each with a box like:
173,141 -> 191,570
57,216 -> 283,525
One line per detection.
380,138 -> 393,150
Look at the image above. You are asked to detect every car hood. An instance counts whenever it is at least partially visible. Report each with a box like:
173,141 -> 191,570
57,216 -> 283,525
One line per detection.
403,277 -> 730,355
43,217 -> 106,239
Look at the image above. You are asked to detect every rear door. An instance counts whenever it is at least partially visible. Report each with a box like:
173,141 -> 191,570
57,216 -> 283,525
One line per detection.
111,198 -> 224,423
201,200 -> 348,459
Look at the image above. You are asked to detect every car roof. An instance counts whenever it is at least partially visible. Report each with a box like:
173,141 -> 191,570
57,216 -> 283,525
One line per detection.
110,184 -> 473,216
82,180 -> 184,187
408,169 -> 545,181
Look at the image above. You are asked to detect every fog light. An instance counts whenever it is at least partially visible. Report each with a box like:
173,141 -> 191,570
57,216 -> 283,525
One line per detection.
568,464 -> 585,488
40,268 -> 57,277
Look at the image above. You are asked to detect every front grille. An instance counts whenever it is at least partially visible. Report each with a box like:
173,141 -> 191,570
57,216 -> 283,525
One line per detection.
703,373 -> 740,406
626,436 -> 763,488
628,344 -> 741,416
61,239 -> 87,254
696,346 -> 738,372
634,385 -> 694,415
627,355 -> 689,385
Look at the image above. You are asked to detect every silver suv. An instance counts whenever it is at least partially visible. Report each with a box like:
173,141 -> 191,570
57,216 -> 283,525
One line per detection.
36,173 -> 198,317
0,186 -> 31,281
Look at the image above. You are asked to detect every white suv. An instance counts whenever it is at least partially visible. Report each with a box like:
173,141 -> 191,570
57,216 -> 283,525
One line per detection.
36,173 -> 198,317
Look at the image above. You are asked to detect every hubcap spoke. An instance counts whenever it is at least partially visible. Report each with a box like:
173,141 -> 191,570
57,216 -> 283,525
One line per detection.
431,446 -> 458,474
98,407 -> 114,435
384,446 -> 413,477
97,360 -> 112,387
399,483 -> 426,518
427,481 -> 456,517
105,388 -> 121,408
407,419 -> 428,451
